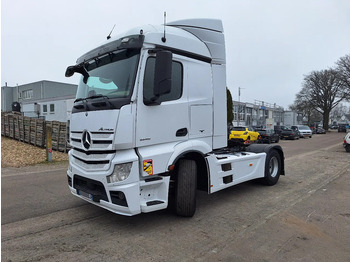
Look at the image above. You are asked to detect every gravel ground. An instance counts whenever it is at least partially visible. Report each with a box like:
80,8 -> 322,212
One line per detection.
1,136 -> 68,168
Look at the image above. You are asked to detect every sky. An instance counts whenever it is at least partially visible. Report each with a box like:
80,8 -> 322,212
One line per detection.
2,0 -> 350,108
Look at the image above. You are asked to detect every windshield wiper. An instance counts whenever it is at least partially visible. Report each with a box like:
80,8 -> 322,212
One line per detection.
74,94 -> 113,109
86,94 -> 108,100
88,95 -> 113,108
74,97 -> 86,103
74,94 -> 108,103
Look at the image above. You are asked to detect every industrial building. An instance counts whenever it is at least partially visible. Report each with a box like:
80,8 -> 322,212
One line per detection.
1,80 -> 77,122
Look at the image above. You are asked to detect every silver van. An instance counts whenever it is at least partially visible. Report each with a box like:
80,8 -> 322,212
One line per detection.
291,125 -> 312,138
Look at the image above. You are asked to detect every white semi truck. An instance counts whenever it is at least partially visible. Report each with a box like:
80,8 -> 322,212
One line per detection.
65,19 -> 285,217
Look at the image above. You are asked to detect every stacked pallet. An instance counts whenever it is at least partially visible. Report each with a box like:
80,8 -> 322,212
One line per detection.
30,118 -> 45,147
1,112 -> 69,152
46,121 -> 69,152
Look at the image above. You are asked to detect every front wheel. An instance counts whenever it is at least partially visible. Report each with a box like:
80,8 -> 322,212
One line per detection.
175,159 -> 197,217
261,149 -> 281,186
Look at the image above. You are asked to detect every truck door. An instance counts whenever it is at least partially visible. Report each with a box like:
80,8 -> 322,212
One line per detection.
136,54 -> 189,148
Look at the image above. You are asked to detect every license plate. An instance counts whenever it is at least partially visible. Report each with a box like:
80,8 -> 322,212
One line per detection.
234,134 -> 240,137
284,136 -> 289,138
77,189 -> 93,200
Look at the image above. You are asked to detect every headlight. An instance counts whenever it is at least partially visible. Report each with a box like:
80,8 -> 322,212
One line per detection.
107,162 -> 132,183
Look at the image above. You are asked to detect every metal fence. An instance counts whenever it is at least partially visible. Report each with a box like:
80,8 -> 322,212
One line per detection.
1,112 -> 69,152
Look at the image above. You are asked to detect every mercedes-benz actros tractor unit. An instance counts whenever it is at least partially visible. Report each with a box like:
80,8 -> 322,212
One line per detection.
65,19 -> 285,217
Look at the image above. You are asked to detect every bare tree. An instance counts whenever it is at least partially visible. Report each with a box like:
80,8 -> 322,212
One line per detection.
336,54 -> 350,99
299,69 -> 346,130
290,89 -> 322,126
330,103 -> 350,125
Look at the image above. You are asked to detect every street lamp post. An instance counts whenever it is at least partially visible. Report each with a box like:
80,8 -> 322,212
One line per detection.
238,87 -> 244,127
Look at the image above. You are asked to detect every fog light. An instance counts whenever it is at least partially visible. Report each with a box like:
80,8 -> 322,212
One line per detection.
107,162 -> 132,183
118,191 -> 125,200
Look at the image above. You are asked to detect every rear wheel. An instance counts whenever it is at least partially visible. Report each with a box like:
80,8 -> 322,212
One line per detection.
261,149 -> 281,186
175,159 -> 197,217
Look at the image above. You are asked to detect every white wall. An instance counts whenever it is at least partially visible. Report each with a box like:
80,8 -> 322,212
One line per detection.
17,99 -> 74,122
40,99 -> 74,122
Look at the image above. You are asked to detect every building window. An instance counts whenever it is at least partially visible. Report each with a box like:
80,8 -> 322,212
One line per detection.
43,104 -> 47,113
233,105 -> 238,121
50,104 -> 55,113
22,90 -> 33,100
238,105 -> 245,121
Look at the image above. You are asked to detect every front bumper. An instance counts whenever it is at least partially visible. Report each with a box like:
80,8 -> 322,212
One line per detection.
67,150 -> 170,216
68,171 -> 170,216
300,132 -> 312,138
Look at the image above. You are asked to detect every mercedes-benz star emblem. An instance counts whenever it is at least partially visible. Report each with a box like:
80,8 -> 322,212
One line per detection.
82,130 -> 92,150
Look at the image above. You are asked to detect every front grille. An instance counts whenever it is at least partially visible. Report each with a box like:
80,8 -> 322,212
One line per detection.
70,130 -> 115,170
70,130 -> 114,151
72,155 -> 109,165
73,175 -> 108,202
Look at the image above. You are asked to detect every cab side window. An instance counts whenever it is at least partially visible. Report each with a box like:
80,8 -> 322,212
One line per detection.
143,57 -> 183,104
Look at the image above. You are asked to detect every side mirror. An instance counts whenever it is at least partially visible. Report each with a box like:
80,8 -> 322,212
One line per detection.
154,51 -> 172,97
65,65 -> 90,84
65,66 -> 76,77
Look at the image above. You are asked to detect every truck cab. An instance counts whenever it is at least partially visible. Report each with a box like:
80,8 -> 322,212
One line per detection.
66,19 -> 284,217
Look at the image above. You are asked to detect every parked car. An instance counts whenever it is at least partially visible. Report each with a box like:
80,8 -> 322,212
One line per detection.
256,129 -> 280,144
291,125 -> 312,138
229,126 -> 260,144
313,127 -> 326,134
338,124 -> 347,133
274,125 -> 284,136
344,132 -> 350,152
280,126 -> 300,140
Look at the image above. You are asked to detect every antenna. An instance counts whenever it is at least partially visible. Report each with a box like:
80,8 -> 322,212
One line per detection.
107,24 -> 116,40
161,12 -> 166,43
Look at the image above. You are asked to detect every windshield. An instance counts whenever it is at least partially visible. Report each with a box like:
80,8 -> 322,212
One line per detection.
233,127 -> 246,131
299,126 -> 310,130
76,49 -> 140,100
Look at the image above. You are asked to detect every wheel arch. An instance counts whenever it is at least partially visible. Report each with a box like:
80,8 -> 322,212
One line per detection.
246,144 -> 285,176
169,150 -> 209,192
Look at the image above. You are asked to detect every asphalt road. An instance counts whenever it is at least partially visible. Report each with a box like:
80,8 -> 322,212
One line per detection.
2,131 -> 350,261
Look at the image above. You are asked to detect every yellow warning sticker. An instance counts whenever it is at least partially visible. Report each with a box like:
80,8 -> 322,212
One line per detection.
143,159 -> 153,175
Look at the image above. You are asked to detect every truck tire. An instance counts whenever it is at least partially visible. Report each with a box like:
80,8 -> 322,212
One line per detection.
175,159 -> 197,217
262,149 -> 281,186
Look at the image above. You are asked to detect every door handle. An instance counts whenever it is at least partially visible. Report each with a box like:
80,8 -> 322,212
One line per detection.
176,128 -> 188,137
